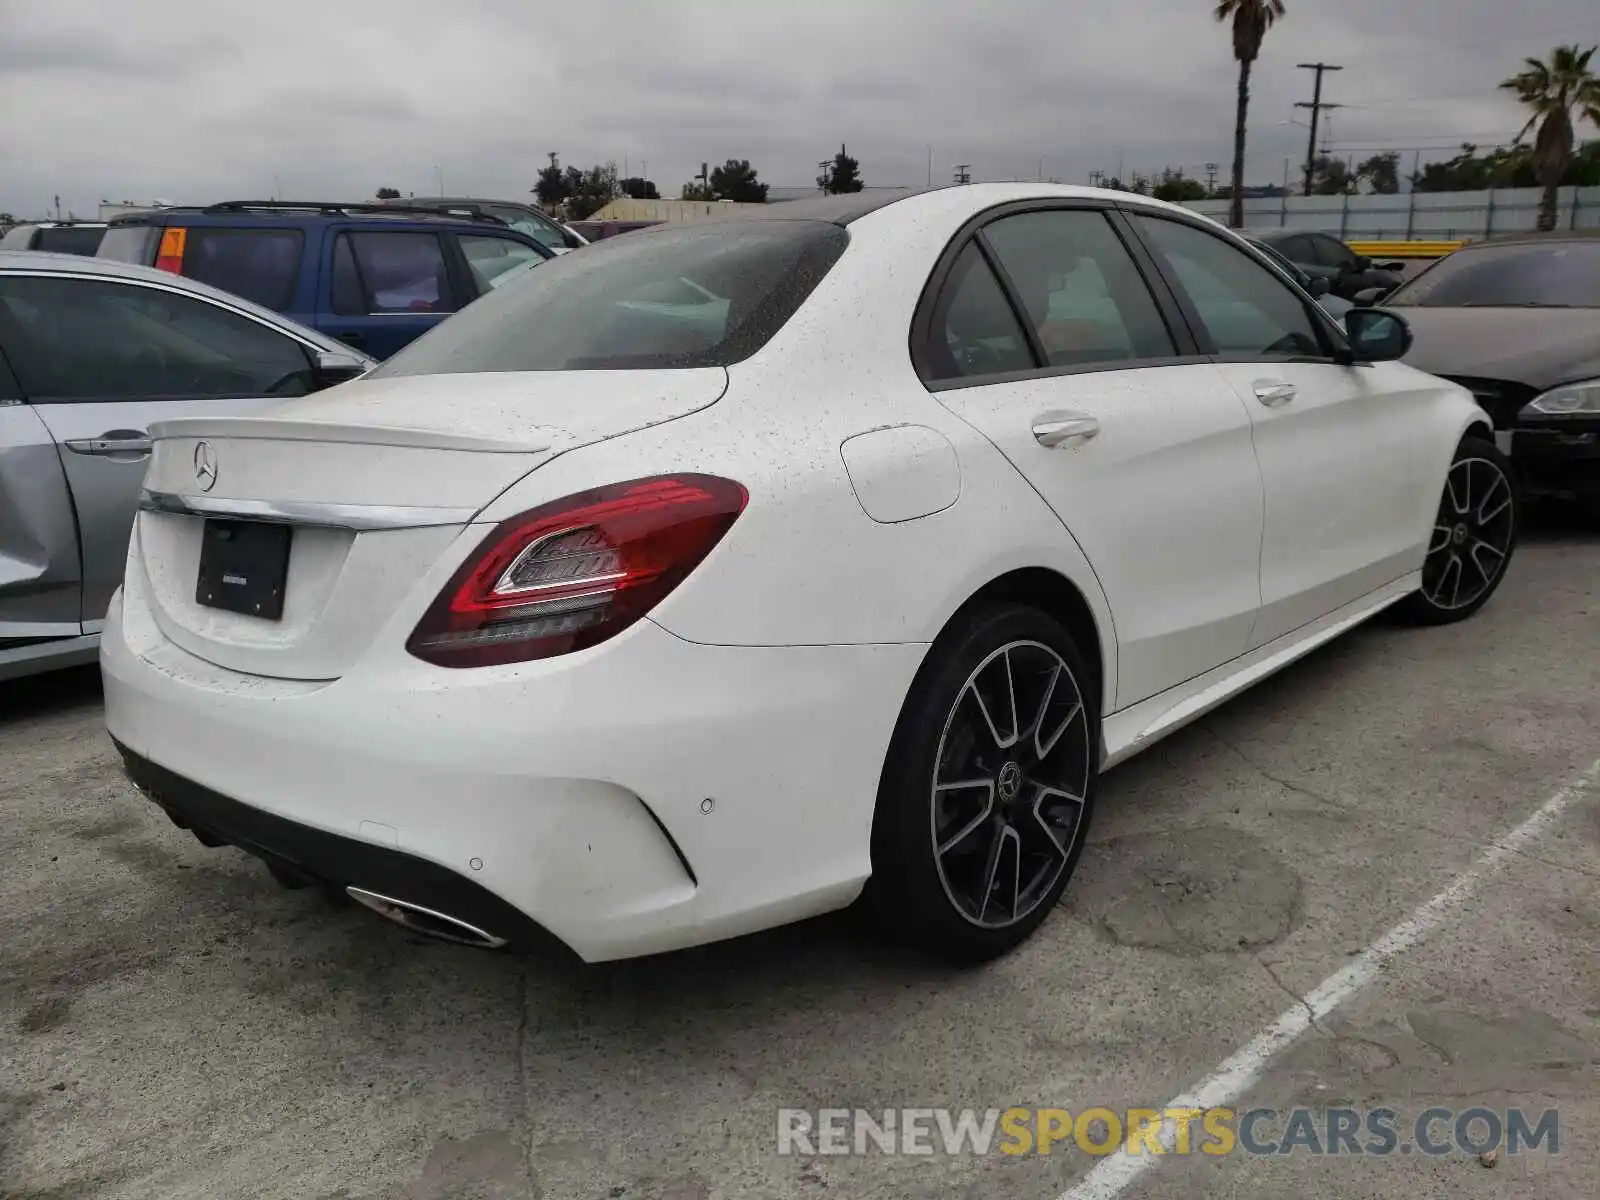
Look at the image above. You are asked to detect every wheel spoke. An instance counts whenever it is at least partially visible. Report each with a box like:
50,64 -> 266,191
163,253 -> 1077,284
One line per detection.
1448,554 -> 1464,607
965,680 -> 1015,752
1468,538 -> 1504,586
1429,523 -> 1453,555
1444,469 -> 1467,517
1476,474 -> 1511,525
976,825 -> 1021,924
935,781 -> 996,856
1003,648 -> 1020,750
1027,784 -> 1082,862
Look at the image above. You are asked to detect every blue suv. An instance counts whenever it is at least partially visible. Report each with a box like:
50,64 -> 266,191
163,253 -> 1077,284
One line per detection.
96,201 -> 557,359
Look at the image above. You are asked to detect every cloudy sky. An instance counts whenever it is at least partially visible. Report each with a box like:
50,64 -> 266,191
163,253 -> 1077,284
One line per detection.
1,0 -> 1594,218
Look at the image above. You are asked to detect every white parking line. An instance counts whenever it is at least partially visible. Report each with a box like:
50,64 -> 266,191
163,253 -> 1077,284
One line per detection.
1057,755 -> 1600,1200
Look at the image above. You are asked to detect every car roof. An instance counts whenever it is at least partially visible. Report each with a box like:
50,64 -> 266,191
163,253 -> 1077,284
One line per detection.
0,250 -> 371,358
1450,229 -> 1600,251
106,200 -> 513,231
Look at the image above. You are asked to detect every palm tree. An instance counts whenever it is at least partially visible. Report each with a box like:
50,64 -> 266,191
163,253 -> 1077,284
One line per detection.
1501,44 -> 1600,230
1214,0 -> 1287,228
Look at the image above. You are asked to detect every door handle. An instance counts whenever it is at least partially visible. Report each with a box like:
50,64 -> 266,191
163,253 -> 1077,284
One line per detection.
1253,380 -> 1297,407
1032,413 -> 1100,448
64,431 -> 153,457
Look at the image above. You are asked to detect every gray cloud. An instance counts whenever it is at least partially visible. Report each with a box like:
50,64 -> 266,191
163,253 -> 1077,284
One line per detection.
1,0 -> 1595,219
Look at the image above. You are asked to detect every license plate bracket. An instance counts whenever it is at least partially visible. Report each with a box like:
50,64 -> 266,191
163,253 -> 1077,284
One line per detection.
195,519 -> 291,620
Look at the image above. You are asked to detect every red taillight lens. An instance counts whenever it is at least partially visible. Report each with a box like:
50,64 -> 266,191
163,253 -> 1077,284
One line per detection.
154,227 -> 187,274
407,474 -> 747,668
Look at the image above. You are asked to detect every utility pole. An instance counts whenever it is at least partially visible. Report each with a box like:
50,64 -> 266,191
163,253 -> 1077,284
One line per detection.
1295,62 -> 1343,196
1088,169 -> 1105,187
818,160 -> 832,194
953,164 -> 971,184
1205,162 -> 1219,195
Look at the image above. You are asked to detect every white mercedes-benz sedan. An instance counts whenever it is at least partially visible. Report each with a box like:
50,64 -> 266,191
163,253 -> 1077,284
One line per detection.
101,185 -> 1515,963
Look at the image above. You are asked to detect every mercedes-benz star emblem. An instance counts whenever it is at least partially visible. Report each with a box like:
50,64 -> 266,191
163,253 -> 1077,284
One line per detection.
997,761 -> 1024,804
193,440 -> 218,492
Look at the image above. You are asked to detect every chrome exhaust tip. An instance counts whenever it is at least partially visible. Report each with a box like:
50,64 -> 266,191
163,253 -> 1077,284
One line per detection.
345,886 -> 508,949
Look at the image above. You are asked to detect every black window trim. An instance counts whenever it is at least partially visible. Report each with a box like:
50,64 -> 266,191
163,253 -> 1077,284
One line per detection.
910,197 -> 1203,391
0,269 -> 319,404
1116,207 -> 1357,367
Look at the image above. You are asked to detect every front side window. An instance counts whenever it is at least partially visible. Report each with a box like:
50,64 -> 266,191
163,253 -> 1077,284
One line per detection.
0,276 -> 313,400
484,207 -> 566,251
458,235 -> 548,293
332,231 -> 455,315
981,209 -> 1177,368
1135,216 -> 1326,358
1385,241 -> 1600,308
370,220 -> 847,375
182,228 -> 304,310
1312,235 -> 1357,271
1276,235 -> 1315,264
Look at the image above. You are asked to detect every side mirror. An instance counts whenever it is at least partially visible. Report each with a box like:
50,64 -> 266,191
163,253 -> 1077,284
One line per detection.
1306,275 -> 1332,297
1352,286 -> 1387,307
313,349 -> 372,389
1344,307 -> 1413,362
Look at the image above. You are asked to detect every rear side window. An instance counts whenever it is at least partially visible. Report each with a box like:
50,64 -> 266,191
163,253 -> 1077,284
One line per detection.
0,275 -> 314,400
925,242 -> 1036,380
97,225 -> 159,264
459,234 -> 547,293
181,228 -> 303,310
370,220 -> 848,375
332,231 -> 455,315
34,226 -> 106,256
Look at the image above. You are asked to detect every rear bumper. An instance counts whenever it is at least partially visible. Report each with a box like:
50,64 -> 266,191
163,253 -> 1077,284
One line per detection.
115,740 -> 559,953
101,574 -> 926,961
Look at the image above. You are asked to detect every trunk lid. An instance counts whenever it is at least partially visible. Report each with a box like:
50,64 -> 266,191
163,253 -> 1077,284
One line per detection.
134,368 -> 727,679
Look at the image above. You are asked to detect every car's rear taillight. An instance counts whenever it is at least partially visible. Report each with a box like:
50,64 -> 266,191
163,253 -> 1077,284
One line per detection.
154,227 -> 187,274
407,474 -> 747,668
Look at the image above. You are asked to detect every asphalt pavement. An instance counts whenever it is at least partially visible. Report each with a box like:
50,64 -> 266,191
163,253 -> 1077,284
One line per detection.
2,508 -> 1597,1200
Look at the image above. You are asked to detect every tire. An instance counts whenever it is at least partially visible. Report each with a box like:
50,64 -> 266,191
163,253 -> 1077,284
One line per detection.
1395,436 -> 1517,625
868,604 -> 1099,963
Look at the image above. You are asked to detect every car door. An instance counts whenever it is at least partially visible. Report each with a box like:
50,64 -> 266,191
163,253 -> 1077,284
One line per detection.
918,204 -> 1266,710
321,227 -> 461,359
0,344 -> 84,657
0,271 -> 322,627
1128,213 -> 1425,647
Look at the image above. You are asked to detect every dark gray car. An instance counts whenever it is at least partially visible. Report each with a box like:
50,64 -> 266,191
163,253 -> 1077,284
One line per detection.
0,252 -> 373,680
1383,232 -> 1600,513
1253,228 -> 1406,302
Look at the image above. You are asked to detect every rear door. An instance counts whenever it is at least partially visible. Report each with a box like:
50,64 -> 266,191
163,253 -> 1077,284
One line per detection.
318,226 -> 462,359
0,346 -> 83,650
0,272 -> 323,626
1127,213 -> 1427,646
918,203 -> 1267,709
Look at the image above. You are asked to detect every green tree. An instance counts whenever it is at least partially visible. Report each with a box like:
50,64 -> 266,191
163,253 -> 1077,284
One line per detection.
1355,152 -> 1400,194
1309,154 -> 1356,195
534,153 -> 568,209
375,186 -> 401,200
819,144 -> 864,193
619,177 -> 660,199
1500,44 -> 1600,229
562,163 -> 618,220
681,181 -> 715,200
709,158 -> 768,202
1214,0 -> 1287,228
1152,168 -> 1207,202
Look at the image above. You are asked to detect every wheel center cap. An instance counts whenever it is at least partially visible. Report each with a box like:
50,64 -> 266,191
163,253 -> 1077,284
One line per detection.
997,761 -> 1024,804
1452,522 -> 1469,546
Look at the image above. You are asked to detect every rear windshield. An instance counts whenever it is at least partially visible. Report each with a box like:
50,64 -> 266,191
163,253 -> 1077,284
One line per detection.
182,228 -> 304,311
35,226 -> 106,256
1386,240 -> 1600,308
371,220 -> 848,376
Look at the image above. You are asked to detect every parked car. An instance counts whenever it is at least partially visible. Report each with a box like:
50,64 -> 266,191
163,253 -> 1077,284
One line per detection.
396,197 -> 588,254
1251,228 -> 1405,301
102,187 -> 1510,964
1,221 -> 110,256
1240,233 -> 1354,319
565,218 -> 665,242
96,201 -> 556,360
0,252 -> 373,682
1382,231 -> 1600,516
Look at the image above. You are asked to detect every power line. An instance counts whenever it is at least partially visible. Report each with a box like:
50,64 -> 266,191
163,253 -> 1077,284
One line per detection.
1295,62 -> 1344,196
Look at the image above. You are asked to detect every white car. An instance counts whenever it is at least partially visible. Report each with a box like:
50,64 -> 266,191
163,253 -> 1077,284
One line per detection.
101,185 -> 1515,964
